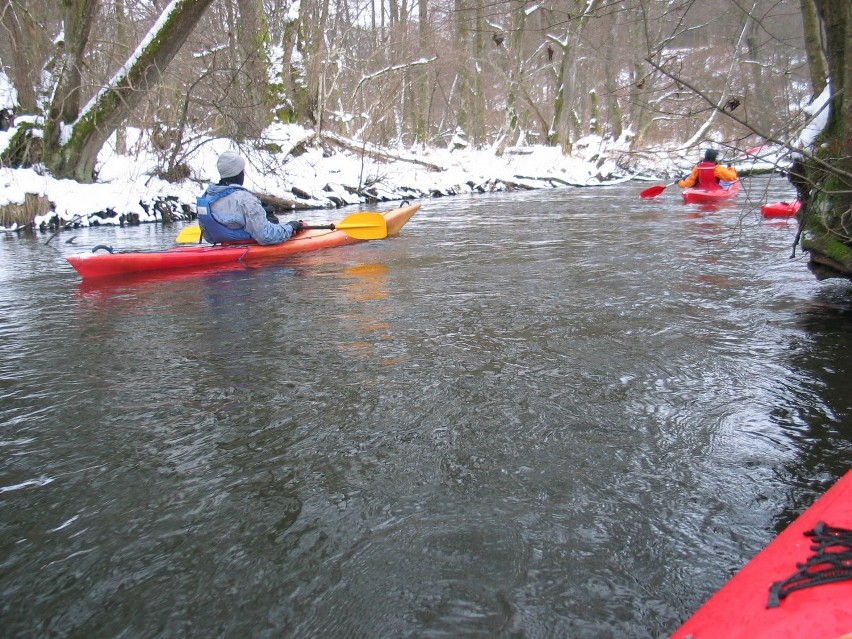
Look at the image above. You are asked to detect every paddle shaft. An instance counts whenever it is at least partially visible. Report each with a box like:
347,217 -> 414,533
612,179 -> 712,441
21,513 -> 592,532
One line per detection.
640,181 -> 678,199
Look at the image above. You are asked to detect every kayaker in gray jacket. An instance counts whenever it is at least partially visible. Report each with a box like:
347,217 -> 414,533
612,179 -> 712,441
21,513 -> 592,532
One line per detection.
198,150 -> 303,245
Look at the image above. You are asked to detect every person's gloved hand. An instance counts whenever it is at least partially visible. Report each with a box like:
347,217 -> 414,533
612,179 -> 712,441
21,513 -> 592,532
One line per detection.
264,205 -> 279,224
287,220 -> 304,233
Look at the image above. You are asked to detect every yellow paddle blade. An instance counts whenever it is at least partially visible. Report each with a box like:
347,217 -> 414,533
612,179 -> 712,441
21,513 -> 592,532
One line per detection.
176,224 -> 202,244
332,212 -> 387,240
174,212 -> 388,244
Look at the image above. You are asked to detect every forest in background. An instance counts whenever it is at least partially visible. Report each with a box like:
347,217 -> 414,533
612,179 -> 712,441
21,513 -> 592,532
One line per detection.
0,0 -> 817,174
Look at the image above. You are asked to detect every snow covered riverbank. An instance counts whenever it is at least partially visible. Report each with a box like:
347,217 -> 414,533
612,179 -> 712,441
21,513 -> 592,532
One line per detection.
0,121 -> 784,232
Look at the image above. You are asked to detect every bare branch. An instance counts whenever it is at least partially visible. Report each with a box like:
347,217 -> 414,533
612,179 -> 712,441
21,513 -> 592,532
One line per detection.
354,57 -> 438,98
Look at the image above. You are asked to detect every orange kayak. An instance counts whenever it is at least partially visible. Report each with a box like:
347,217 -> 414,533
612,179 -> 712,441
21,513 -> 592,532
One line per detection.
67,203 -> 420,279
670,470 -> 852,639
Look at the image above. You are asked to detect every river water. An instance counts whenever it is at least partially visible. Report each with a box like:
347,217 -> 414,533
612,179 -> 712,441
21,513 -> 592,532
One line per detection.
1,177 -> 850,638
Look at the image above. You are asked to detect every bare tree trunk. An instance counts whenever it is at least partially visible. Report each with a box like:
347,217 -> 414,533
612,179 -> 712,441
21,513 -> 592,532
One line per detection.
114,0 -> 128,154
631,1 -> 656,149
470,0 -> 485,146
454,0 -> 472,143
602,6 -> 623,141
235,0 -> 271,137
744,2 -> 766,134
413,0 -> 428,144
798,0 -> 852,280
0,0 -> 45,112
279,0 -> 302,123
543,1 -> 600,149
312,0 -> 330,134
545,35 -> 570,148
45,0 -> 215,182
290,0 -> 329,129
43,0 -> 98,154
494,0 -> 527,156
800,0 -> 827,96
818,0 -> 851,173
683,1 -> 758,149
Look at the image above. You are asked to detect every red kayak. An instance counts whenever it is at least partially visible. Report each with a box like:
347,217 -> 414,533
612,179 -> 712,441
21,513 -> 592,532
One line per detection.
67,203 -> 420,279
761,200 -> 801,218
670,470 -> 852,639
682,179 -> 740,204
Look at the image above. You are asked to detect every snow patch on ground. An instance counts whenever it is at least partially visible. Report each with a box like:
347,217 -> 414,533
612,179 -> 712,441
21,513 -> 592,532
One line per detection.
0,120 -> 787,231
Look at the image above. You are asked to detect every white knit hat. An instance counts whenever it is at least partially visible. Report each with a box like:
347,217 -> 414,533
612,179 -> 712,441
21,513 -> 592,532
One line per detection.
216,151 -> 246,179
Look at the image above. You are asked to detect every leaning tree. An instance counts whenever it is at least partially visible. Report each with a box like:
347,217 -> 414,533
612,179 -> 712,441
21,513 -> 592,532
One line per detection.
2,0 -> 214,183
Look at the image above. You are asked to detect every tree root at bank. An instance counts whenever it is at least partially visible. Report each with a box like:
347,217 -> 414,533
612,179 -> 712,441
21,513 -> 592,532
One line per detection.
800,229 -> 852,281
796,183 -> 852,282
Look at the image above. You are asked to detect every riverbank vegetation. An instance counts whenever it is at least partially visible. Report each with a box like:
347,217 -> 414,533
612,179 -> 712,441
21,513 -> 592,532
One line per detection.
0,0 -> 849,280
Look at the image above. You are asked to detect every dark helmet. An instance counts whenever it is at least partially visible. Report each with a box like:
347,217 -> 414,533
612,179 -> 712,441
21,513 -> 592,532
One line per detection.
703,149 -> 718,163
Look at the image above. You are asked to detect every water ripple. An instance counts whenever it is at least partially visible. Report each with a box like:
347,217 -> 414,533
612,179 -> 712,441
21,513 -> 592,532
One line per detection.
1,182 -> 849,638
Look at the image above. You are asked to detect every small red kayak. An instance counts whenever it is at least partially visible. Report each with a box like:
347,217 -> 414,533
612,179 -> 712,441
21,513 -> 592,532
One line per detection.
670,470 -> 852,639
761,200 -> 801,218
682,179 -> 740,204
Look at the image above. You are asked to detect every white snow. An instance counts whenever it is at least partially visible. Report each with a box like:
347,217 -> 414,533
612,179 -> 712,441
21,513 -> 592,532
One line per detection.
1,42 -> 819,236
795,84 -> 830,149
0,119 -> 599,228
0,115 -> 791,231
0,72 -> 17,110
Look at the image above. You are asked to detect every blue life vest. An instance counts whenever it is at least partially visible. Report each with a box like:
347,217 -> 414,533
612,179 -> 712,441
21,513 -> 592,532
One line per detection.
196,187 -> 254,244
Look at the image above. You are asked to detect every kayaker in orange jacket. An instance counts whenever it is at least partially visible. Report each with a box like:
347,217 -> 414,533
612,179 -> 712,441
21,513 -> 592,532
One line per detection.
678,149 -> 738,188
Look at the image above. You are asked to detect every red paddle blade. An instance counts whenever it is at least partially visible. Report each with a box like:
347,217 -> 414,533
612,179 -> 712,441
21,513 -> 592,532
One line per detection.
640,185 -> 666,199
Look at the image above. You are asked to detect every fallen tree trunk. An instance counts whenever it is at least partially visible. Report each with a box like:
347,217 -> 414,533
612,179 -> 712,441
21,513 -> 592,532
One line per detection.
323,133 -> 447,172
